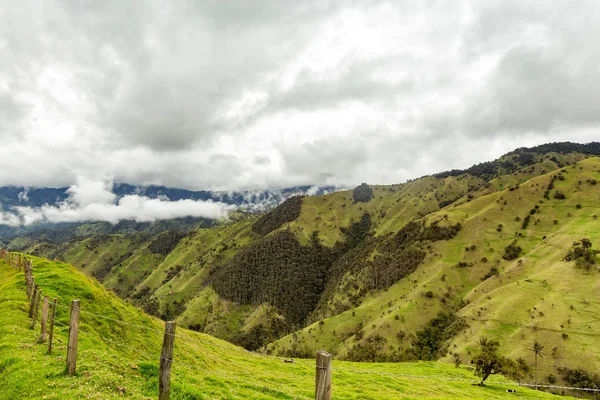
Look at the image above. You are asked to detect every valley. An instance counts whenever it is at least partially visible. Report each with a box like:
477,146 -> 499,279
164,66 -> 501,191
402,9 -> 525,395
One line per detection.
6,142 -> 600,392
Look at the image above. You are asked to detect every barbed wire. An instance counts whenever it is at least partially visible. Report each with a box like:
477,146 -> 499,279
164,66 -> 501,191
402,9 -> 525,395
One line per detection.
95,335 -> 161,362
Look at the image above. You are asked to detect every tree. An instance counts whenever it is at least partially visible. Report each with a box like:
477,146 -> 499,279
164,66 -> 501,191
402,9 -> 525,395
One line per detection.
352,183 -> 373,203
531,340 -> 545,388
473,337 -> 506,385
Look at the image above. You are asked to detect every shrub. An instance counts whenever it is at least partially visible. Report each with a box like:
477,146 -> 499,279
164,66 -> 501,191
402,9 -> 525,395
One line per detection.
565,238 -> 599,270
411,313 -> 467,361
554,191 -> 566,200
503,240 -> 522,261
482,267 -> 500,281
521,215 -> 531,230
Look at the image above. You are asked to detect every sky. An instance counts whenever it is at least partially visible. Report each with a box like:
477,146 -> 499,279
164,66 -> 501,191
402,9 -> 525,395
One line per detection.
1,0 -> 600,193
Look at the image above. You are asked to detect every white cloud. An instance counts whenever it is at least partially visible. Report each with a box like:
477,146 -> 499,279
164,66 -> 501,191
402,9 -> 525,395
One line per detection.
0,179 -> 231,226
0,1 -> 599,192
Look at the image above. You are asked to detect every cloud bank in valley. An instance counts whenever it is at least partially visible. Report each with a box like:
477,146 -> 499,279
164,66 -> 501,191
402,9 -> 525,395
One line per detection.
0,178 -> 232,227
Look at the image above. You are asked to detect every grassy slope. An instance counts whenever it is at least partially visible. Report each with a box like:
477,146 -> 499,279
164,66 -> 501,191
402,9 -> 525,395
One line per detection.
0,256 -> 571,399
272,157 -> 600,385
16,151 -> 598,385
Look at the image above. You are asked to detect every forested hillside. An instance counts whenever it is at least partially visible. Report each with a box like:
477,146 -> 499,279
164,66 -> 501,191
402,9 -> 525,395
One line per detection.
13,142 -> 600,389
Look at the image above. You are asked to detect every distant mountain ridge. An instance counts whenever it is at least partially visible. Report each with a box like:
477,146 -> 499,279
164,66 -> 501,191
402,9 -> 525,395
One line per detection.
0,184 -> 339,242
0,183 -> 339,211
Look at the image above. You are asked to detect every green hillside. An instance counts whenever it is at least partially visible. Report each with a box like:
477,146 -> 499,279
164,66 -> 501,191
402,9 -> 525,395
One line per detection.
0,256 -> 568,399
13,142 -> 600,392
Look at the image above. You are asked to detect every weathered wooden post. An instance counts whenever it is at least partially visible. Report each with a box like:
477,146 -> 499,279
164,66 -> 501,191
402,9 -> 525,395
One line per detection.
66,300 -> 80,376
315,350 -> 332,400
27,275 -> 34,300
47,298 -> 57,354
159,321 -> 176,400
31,290 -> 42,329
39,296 -> 49,342
28,283 -> 38,317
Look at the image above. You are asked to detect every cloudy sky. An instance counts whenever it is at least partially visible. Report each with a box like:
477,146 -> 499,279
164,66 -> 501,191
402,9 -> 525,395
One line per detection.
1,0 -> 599,192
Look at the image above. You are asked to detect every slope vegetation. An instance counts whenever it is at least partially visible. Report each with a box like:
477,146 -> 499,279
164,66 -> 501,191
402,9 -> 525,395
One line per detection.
0,256 -> 565,399
13,142 -> 600,390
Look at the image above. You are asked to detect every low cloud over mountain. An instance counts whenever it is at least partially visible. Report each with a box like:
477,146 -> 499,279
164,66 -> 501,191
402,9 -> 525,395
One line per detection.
0,178 -> 231,226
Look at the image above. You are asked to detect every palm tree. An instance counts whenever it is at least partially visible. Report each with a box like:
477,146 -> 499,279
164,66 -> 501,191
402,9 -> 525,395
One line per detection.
531,340 -> 545,388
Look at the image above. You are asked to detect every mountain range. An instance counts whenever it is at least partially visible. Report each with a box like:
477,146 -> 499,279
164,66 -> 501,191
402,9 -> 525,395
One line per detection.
8,141 -> 600,390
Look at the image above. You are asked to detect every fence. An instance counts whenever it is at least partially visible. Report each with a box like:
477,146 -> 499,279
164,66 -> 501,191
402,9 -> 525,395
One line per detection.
1,249 -> 599,399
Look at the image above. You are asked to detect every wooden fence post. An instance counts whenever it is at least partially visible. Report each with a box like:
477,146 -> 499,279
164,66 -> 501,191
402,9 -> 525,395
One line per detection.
315,350 -> 332,400
39,296 -> 49,342
28,283 -> 38,318
47,298 -> 57,354
27,275 -> 34,300
66,300 -> 80,376
159,321 -> 176,400
31,290 -> 42,330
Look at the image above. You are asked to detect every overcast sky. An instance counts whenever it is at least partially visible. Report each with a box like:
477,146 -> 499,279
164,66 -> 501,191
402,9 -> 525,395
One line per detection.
1,0 -> 599,191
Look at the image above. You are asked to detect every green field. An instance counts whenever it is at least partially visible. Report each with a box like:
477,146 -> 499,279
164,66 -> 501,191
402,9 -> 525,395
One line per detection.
0,256 -> 576,399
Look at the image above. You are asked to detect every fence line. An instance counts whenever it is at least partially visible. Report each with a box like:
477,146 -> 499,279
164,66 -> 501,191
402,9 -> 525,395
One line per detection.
1,249 -> 597,399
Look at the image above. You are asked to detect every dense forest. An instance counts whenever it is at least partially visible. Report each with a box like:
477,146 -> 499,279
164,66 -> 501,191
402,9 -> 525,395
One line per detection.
251,196 -> 304,235
211,230 -> 332,325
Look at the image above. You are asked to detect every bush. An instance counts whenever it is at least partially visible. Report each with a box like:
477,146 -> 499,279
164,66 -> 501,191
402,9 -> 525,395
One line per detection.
411,312 -> 467,361
554,191 -> 566,200
503,240 -> 522,261
565,238 -> 599,270
559,367 -> 600,389
482,267 -> 500,281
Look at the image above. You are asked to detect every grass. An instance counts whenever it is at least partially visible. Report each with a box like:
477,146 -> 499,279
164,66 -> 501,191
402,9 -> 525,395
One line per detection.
15,154 -> 600,392
272,157 -> 600,385
0,256 -> 572,399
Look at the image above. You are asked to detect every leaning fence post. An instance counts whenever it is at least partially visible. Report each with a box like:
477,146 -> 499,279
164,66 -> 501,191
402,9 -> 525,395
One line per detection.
159,321 -> 176,400
28,283 -> 38,317
315,350 -> 332,400
66,300 -> 80,376
47,298 -> 57,354
39,296 -> 49,342
31,290 -> 42,330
